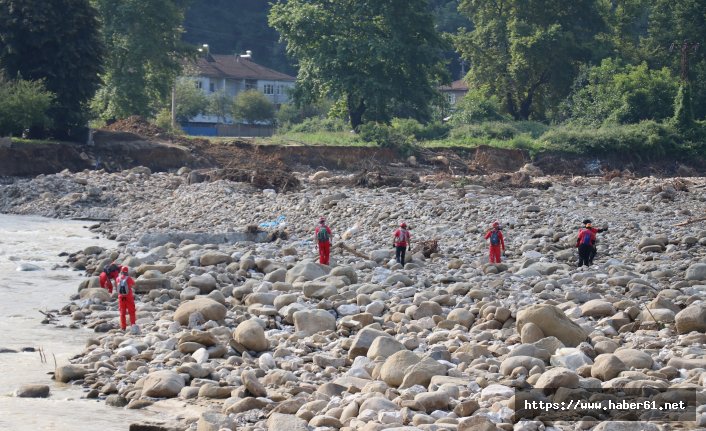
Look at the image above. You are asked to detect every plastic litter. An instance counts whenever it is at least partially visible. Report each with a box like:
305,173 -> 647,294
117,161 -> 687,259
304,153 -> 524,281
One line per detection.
259,215 -> 286,229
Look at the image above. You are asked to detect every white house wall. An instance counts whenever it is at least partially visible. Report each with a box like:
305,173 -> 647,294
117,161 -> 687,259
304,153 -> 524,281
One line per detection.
185,76 -> 296,124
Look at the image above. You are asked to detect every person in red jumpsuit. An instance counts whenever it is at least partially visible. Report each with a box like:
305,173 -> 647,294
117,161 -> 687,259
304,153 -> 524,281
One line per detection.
314,217 -> 332,265
116,266 -> 137,331
484,221 -> 505,263
582,219 -> 608,265
99,262 -> 121,294
392,222 -> 411,264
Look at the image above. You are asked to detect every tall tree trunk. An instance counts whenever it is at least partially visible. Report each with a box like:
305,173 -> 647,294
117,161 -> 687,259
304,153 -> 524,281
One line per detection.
347,94 -> 366,130
505,92 -> 520,120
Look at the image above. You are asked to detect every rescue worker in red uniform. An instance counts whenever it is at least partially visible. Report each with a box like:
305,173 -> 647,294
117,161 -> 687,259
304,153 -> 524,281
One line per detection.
99,262 -> 121,294
116,266 -> 137,331
578,219 -> 608,266
484,221 -> 505,263
392,222 -> 412,264
315,217 -> 332,265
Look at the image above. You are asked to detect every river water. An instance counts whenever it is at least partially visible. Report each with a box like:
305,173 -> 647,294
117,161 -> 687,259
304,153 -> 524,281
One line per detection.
0,214 -> 161,430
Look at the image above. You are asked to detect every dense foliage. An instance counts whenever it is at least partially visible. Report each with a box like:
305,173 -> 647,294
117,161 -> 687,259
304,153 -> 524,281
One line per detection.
0,0 -> 103,140
232,90 -> 275,124
0,75 -> 54,136
269,0 -> 449,129
91,0 -> 191,120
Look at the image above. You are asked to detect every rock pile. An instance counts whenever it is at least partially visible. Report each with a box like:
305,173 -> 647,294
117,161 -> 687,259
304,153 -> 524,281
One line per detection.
2,168 -> 706,430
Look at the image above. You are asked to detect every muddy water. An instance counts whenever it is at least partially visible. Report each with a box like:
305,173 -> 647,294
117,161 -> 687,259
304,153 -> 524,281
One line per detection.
0,215 -> 161,430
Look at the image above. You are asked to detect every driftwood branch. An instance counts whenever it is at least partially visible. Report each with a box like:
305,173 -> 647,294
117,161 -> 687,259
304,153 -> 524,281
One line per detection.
335,242 -> 369,259
674,215 -> 706,227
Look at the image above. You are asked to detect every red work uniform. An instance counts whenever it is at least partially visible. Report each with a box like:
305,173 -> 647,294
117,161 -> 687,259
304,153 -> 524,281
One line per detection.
115,273 -> 136,330
485,228 -> 505,263
315,224 -> 332,265
393,227 -> 411,264
99,264 -> 121,294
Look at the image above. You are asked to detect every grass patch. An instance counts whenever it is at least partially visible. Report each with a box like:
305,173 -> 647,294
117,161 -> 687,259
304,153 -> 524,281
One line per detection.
258,131 -> 372,147
10,137 -> 60,145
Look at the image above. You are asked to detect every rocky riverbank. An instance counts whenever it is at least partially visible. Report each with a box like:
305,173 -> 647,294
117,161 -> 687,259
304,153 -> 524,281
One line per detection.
1,166 -> 705,431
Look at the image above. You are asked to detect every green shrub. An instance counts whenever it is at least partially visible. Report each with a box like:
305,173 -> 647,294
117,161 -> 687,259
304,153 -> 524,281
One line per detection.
449,87 -> 508,125
450,121 -> 548,140
358,122 -> 416,155
232,89 -> 275,124
673,83 -> 694,132
539,121 -> 679,159
0,75 -> 54,136
564,59 -> 678,126
287,117 -> 348,133
390,118 -> 450,140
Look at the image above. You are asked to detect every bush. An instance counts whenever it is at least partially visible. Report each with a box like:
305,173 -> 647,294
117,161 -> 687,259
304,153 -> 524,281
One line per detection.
449,87 -> 508,125
450,121 -> 548,140
564,59 -> 678,126
286,117 -> 348,133
358,122 -> 415,155
539,121 -> 679,159
0,75 -> 54,136
232,89 -> 275,124
390,118 -> 450,140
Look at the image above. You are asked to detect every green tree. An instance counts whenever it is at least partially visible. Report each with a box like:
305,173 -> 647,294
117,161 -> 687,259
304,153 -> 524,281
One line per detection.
564,59 -> 678,125
0,0 -> 103,140
174,78 -> 208,122
643,0 -> 706,120
454,0 -> 606,121
208,90 -> 233,124
232,90 -> 274,124
269,0 -> 449,129
0,75 -> 54,136
91,0 -> 191,120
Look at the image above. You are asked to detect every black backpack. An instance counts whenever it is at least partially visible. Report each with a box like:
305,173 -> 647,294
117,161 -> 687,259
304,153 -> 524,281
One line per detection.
103,263 -> 119,275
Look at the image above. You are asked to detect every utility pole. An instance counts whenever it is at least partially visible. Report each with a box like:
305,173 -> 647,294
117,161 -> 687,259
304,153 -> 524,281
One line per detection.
171,80 -> 177,130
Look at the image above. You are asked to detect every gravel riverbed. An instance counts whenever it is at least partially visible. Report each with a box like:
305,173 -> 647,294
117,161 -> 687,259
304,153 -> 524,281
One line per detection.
1,166 -> 705,431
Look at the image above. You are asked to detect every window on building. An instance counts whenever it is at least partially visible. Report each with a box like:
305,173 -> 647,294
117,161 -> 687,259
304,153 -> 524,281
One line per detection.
263,84 -> 274,95
275,85 -> 281,95
209,82 -> 215,93
446,93 -> 456,105
245,79 -> 257,90
195,80 -> 203,89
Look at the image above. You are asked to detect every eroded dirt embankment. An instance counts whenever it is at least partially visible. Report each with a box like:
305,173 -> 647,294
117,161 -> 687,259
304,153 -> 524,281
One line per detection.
2,115 -> 705,178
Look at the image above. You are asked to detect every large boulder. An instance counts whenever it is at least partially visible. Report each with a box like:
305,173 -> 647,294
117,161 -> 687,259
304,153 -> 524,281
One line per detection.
535,367 -> 579,389
285,261 -> 329,284
142,370 -> 185,398
400,357 -> 447,388
173,298 -> 227,325
199,251 -> 232,267
134,270 -> 170,293
580,299 -> 615,318
233,319 -> 269,352
267,413 -> 309,431
293,309 -> 336,335
188,273 -> 218,294
675,304 -> 706,334
348,327 -> 391,359
685,263 -> 706,281
55,364 -> 88,383
14,384 -> 50,398
591,354 -> 627,381
380,350 -> 420,387
367,336 -> 405,360
516,304 -> 588,347
78,288 -> 111,302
